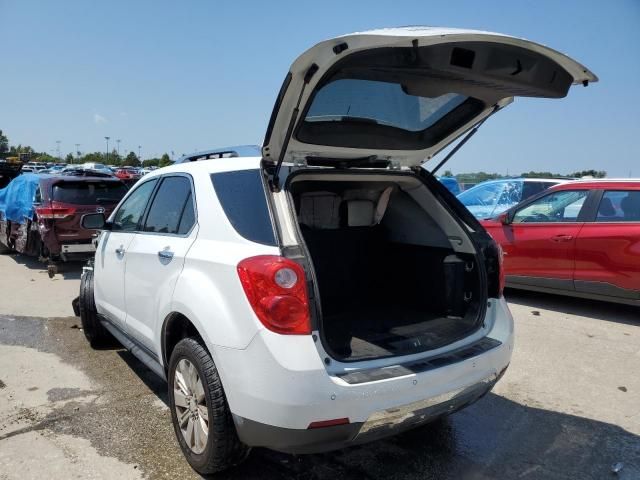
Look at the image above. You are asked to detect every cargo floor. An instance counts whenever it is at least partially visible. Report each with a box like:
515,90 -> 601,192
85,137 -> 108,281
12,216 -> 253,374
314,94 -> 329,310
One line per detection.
323,306 -> 478,360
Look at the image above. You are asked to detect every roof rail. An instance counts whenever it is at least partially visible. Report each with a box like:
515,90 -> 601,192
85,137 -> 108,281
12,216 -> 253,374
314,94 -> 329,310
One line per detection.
176,145 -> 261,164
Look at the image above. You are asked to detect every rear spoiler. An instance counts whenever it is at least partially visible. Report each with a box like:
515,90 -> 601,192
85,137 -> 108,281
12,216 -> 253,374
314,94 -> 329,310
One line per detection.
176,145 -> 261,164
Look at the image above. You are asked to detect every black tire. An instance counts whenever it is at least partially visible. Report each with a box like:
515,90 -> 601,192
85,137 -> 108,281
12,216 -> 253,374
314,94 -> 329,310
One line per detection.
78,269 -> 112,347
168,337 -> 250,474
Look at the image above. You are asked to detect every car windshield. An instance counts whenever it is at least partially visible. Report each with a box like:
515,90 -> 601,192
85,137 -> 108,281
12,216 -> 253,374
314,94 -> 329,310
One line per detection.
52,181 -> 128,205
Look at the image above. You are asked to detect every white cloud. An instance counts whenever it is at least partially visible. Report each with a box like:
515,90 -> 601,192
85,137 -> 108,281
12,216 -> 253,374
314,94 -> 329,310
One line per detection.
93,113 -> 108,124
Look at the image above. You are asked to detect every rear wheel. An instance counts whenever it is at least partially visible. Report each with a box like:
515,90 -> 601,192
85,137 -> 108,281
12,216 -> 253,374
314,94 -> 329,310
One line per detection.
168,337 -> 249,474
78,269 -> 112,347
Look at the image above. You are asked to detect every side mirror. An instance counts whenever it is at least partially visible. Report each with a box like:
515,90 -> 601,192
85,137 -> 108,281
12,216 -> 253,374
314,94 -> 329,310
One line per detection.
498,211 -> 511,225
81,212 -> 109,230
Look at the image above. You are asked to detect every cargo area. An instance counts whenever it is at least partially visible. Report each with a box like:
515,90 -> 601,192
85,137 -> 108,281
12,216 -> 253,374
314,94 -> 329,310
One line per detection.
288,173 -> 485,362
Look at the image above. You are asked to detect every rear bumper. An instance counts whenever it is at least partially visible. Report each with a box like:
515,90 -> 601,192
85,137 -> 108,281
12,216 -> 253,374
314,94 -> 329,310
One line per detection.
234,368 -> 502,454
214,297 -> 514,453
61,243 -> 96,253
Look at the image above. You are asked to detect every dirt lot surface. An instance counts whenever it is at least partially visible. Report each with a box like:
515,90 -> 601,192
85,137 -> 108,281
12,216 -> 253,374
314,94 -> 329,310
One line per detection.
0,253 -> 639,479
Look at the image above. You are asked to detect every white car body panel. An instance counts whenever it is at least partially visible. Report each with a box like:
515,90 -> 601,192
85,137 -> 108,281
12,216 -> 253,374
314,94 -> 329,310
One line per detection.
94,230 -> 135,328
124,225 -> 198,351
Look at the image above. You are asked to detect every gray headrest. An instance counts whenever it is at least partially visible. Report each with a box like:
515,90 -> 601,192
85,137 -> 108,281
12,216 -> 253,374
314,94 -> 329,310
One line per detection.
299,192 -> 341,229
347,200 -> 375,227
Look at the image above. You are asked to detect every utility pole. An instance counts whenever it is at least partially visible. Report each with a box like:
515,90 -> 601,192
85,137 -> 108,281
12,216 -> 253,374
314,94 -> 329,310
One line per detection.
74,144 -> 80,164
105,137 -> 110,164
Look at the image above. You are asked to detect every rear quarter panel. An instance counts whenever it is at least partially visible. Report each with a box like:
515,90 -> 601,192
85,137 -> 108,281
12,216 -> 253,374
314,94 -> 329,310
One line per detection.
574,222 -> 640,293
168,239 -> 280,350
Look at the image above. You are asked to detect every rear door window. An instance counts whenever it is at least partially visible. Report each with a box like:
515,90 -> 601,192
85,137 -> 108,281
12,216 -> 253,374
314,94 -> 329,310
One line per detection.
143,176 -> 194,235
210,170 -> 276,245
596,190 -> 640,222
52,181 -> 128,205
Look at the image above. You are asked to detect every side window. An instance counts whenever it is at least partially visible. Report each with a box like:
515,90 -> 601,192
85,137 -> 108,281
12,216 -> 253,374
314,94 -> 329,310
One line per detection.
177,192 -> 196,235
513,190 -> 588,223
143,176 -> 193,235
210,169 -> 276,245
597,190 -> 640,222
112,179 -> 157,231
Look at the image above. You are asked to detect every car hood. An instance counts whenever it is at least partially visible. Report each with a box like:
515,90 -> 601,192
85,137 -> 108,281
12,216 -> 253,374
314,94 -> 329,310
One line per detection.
263,27 -> 597,171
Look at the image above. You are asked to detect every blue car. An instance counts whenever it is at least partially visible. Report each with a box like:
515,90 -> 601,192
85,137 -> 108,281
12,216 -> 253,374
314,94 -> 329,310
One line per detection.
437,176 -> 461,195
457,178 -> 563,219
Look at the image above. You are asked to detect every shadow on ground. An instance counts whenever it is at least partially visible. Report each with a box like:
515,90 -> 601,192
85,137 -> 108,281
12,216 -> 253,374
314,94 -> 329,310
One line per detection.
5,252 -> 83,280
112,336 -> 640,480
505,288 -> 639,327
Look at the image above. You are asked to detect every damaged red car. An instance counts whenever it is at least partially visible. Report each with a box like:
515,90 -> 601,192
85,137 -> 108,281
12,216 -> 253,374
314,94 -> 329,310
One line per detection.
0,173 -> 128,276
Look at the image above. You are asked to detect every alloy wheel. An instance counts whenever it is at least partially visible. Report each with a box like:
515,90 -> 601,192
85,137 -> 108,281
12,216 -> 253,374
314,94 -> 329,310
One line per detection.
174,358 -> 209,454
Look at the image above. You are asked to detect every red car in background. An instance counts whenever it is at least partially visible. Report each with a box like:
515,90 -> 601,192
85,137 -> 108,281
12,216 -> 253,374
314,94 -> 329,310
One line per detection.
114,167 -> 142,185
482,180 -> 640,306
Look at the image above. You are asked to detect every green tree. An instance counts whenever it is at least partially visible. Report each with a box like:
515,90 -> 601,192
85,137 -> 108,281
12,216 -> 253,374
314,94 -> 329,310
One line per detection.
122,151 -> 141,167
0,130 -> 8,155
142,158 -> 160,168
106,148 -> 122,166
81,152 -> 107,164
520,171 -> 564,178
37,153 -> 58,163
570,169 -> 606,178
442,169 -> 454,177
64,153 -> 74,163
158,153 -> 172,168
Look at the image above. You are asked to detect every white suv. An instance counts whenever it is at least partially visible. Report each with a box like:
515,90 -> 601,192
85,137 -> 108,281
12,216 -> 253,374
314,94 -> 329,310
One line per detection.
77,27 -> 595,473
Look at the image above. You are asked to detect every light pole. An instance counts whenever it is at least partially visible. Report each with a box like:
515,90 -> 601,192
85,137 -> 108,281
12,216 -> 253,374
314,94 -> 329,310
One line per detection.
116,139 -> 121,160
104,136 -> 110,164
138,145 -> 141,164
74,144 -> 80,164
55,140 -> 61,161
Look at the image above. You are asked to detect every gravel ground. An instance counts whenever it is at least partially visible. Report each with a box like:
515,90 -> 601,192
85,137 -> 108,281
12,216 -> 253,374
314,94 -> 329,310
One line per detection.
0,253 -> 638,479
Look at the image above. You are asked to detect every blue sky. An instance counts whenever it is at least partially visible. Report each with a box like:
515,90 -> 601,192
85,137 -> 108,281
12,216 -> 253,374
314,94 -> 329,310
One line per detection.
1,0 -> 638,176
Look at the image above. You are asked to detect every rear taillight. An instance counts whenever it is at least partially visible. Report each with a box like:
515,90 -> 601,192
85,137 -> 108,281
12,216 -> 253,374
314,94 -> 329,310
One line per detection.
35,202 -> 76,220
237,255 -> 311,335
484,240 -> 505,298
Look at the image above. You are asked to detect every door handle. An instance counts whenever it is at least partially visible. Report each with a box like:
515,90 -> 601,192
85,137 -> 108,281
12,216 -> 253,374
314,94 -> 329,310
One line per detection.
158,249 -> 174,260
115,245 -> 125,255
550,234 -> 574,242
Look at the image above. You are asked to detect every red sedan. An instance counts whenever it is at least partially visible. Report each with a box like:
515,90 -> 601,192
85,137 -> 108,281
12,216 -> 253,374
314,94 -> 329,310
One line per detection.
114,167 -> 142,181
481,180 -> 640,306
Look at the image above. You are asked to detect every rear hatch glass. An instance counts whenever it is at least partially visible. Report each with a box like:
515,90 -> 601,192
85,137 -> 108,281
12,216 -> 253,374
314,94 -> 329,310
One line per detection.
52,181 -> 128,205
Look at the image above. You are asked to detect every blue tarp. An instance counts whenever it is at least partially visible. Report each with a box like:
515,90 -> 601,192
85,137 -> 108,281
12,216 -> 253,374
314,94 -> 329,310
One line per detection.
0,173 -> 40,223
